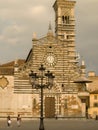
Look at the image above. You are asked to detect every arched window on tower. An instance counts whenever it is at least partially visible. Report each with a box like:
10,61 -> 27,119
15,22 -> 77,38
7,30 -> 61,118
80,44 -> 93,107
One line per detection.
65,16 -> 67,23
62,16 -> 65,23
62,16 -> 70,24
65,16 -> 70,24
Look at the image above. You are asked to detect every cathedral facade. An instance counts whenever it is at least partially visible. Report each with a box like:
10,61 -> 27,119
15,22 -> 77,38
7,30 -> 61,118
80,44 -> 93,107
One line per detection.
0,0 -> 90,118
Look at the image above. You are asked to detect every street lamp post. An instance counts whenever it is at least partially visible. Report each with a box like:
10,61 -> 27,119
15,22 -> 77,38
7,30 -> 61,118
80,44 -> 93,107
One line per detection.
29,64 -> 55,130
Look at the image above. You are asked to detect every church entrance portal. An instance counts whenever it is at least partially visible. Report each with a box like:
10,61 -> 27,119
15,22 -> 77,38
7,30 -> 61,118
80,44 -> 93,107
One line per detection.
45,97 -> 55,118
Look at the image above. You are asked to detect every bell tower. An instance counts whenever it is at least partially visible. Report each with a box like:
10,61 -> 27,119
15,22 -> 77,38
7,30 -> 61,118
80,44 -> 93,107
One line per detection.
53,0 -> 76,40
53,0 -> 79,90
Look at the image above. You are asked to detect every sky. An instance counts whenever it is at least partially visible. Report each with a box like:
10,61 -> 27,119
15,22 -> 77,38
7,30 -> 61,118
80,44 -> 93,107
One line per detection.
0,0 -> 98,75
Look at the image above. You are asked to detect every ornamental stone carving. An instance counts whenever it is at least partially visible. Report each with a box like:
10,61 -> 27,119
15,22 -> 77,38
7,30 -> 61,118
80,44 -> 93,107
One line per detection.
0,76 -> 9,89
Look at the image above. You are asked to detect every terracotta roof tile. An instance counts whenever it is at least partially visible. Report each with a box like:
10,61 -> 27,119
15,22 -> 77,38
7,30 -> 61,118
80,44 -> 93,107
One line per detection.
0,59 -> 25,75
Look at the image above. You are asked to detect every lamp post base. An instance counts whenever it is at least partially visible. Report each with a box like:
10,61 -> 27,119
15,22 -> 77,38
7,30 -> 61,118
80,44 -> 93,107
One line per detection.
39,117 -> 44,130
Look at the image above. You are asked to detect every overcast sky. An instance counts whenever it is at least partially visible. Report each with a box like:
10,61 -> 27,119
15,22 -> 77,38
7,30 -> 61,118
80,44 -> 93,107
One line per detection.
0,0 -> 98,75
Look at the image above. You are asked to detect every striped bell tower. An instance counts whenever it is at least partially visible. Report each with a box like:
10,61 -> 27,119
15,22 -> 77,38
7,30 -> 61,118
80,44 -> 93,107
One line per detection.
53,0 -> 76,41
53,0 -> 79,91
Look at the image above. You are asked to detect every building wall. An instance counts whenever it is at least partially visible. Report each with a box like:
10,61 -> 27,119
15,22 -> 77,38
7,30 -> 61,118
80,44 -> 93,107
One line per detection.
0,75 -> 14,117
87,72 -> 98,118
0,75 -> 33,117
87,72 -> 98,92
88,94 -> 98,118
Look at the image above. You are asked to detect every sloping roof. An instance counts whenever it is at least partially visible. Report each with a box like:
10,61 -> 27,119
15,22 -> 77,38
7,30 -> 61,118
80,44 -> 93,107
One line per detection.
0,59 -> 25,75
74,76 -> 92,83
0,59 -> 25,67
90,90 -> 98,94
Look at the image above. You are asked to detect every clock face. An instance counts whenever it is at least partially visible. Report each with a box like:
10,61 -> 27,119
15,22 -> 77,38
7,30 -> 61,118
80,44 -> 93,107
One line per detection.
44,53 -> 57,67
46,55 -> 54,64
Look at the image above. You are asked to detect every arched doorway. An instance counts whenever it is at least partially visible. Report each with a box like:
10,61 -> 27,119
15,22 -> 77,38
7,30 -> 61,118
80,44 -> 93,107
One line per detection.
45,97 -> 55,118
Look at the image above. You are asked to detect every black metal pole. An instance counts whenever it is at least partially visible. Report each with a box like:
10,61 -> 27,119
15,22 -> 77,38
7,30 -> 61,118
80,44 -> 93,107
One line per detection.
39,71 -> 44,130
39,87 -> 44,130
